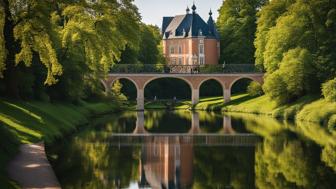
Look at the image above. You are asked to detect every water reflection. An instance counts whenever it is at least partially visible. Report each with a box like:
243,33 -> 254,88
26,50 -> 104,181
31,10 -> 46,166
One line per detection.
135,111 -> 237,134
48,111 -> 336,189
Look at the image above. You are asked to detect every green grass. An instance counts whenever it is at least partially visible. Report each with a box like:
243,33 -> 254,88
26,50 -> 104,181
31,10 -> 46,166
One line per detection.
191,94 -> 336,129
0,99 -> 121,188
167,94 -> 335,130
145,100 -> 192,110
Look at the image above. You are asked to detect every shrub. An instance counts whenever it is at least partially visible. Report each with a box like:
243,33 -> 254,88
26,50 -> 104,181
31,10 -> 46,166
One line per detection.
263,72 -> 289,105
322,78 -> 336,102
247,81 -> 264,97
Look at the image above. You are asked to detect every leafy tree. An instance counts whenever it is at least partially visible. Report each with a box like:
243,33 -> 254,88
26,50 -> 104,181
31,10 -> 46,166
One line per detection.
138,24 -> 163,64
0,0 -> 62,97
263,71 -> 288,105
217,0 -> 266,65
0,0 -> 141,101
256,0 -> 336,102
254,0 -> 293,70
119,24 -> 164,65
322,78 -> 336,102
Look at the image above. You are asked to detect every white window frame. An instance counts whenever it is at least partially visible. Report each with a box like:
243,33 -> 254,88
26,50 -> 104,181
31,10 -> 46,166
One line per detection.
199,57 -> 205,65
199,44 -> 204,55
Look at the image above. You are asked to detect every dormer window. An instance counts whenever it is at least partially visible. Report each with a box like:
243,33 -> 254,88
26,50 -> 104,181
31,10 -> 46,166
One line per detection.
198,29 -> 203,36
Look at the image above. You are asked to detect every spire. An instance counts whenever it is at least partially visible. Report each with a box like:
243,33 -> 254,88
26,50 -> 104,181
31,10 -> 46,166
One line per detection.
186,6 -> 190,14
209,9 -> 213,16
191,2 -> 196,14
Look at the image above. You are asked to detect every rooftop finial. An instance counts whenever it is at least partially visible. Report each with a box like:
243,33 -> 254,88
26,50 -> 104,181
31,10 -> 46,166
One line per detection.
209,9 -> 213,16
186,6 -> 190,14
192,2 -> 196,13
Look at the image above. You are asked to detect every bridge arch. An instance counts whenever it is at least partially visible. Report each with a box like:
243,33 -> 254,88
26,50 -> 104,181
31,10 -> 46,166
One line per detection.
198,78 -> 225,101
143,76 -> 193,91
229,76 -> 263,90
197,77 -> 224,89
101,77 -> 140,95
109,77 -> 140,91
144,76 -> 197,105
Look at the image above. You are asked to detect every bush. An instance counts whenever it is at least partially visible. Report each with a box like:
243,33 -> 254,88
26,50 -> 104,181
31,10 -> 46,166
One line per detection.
322,78 -> 336,102
247,81 -> 264,97
263,72 -> 289,105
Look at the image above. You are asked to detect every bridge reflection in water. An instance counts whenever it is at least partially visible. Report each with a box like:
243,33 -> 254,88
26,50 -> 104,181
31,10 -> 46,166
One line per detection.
105,112 -> 260,189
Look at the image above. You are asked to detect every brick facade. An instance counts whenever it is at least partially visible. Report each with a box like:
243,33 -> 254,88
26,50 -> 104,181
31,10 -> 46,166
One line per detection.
161,4 -> 220,66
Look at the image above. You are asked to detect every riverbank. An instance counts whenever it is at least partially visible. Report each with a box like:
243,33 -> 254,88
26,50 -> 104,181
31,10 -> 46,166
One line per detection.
145,94 -> 336,130
196,94 -> 336,130
0,99 -> 123,188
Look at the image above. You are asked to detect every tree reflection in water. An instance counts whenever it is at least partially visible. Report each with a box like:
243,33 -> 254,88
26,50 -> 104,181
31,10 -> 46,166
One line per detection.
48,111 -> 336,189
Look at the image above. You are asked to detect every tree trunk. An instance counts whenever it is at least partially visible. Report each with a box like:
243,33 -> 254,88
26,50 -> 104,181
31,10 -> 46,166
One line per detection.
2,0 -> 20,98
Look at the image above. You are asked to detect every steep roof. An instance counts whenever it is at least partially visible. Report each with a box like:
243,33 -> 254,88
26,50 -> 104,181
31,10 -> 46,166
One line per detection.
161,7 -> 219,40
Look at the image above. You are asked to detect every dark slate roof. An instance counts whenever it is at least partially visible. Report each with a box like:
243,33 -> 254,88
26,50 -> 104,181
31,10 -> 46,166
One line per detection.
161,11 -> 220,40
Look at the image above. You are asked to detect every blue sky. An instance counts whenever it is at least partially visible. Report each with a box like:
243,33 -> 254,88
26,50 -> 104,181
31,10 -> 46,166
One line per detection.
134,0 -> 223,27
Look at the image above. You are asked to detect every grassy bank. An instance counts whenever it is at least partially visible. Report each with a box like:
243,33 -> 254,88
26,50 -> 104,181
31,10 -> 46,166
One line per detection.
145,94 -> 336,130
0,99 -> 122,188
194,94 -> 336,129
145,100 -> 191,110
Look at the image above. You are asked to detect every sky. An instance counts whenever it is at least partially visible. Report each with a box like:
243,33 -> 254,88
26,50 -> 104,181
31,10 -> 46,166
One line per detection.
133,0 -> 223,27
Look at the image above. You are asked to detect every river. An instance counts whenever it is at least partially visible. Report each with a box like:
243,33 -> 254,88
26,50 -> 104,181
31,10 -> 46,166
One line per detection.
47,110 -> 336,189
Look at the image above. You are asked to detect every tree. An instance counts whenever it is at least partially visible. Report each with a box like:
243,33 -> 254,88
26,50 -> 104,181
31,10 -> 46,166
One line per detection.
217,0 -> 266,65
0,0 -> 62,97
322,78 -> 336,102
0,0 -> 141,101
254,0 -> 293,70
138,24 -> 163,64
119,24 -> 164,65
255,0 -> 336,103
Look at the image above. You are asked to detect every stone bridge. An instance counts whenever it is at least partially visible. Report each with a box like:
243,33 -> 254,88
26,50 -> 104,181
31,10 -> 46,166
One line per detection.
101,73 -> 264,110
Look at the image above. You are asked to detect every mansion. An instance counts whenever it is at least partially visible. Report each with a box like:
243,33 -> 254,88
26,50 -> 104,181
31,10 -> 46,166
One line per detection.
161,3 -> 220,66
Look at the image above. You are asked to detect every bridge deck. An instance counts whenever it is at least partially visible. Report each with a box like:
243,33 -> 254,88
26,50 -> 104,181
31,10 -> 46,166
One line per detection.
109,64 -> 262,74
101,133 -> 261,146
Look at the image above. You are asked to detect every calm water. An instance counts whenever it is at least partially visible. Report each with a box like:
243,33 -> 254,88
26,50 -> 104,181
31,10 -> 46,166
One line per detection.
47,110 -> 336,189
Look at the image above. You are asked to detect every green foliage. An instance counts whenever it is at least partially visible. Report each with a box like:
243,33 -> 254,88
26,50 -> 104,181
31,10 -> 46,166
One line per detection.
119,24 -> 165,65
255,0 -> 336,102
263,48 -> 313,104
0,0 -> 141,101
263,72 -> 288,105
217,0 -> 265,64
254,0 -> 291,70
10,1 -> 62,85
247,81 -> 264,97
322,78 -> 336,102
0,6 -> 5,78
322,144 -> 336,171
111,80 -> 127,101
138,24 -> 163,64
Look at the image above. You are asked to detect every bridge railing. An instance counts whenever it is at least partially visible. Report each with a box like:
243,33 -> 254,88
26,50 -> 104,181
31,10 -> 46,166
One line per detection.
109,64 -> 261,74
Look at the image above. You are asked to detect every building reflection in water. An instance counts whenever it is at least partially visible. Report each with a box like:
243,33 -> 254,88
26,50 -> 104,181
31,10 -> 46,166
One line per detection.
138,135 -> 193,189
135,111 -> 239,189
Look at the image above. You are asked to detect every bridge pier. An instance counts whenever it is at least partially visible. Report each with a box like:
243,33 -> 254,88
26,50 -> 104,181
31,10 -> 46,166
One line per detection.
137,88 -> 145,111
189,112 -> 201,134
224,89 -> 231,103
191,88 -> 199,105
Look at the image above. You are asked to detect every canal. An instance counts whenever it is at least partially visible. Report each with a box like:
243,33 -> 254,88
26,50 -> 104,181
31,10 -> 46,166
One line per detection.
47,110 -> 336,189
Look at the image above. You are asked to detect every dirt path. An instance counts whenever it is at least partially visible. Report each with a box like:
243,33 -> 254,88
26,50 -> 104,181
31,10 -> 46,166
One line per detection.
7,143 -> 61,189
